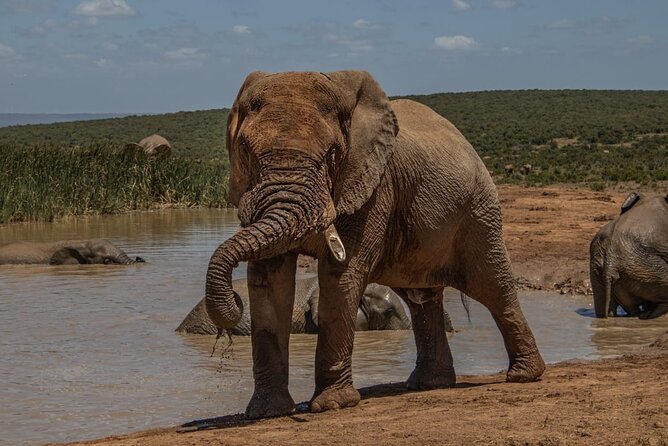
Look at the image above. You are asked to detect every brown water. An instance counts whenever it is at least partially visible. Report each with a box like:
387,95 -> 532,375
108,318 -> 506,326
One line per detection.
1,209 -> 666,445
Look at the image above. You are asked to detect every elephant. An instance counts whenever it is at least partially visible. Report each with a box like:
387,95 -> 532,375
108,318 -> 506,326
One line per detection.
175,277 -> 434,335
126,134 -> 171,157
0,239 -> 145,265
204,70 -> 545,419
589,192 -> 668,319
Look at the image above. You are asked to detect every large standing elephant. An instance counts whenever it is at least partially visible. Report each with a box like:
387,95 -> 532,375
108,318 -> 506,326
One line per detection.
590,192 -> 668,319
176,277 -> 423,335
0,239 -> 144,265
205,70 -> 545,418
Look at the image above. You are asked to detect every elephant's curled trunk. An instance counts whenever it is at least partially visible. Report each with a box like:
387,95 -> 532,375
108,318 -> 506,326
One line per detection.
205,179 -> 337,332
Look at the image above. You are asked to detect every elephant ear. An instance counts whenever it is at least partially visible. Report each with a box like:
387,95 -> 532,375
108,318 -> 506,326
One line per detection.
50,247 -> 89,265
227,71 -> 267,206
620,192 -> 640,214
327,70 -> 399,215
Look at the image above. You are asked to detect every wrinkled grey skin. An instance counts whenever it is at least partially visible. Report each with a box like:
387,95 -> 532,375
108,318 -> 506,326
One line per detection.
0,239 -> 144,265
177,277 -> 424,335
206,70 -> 544,419
590,192 -> 668,319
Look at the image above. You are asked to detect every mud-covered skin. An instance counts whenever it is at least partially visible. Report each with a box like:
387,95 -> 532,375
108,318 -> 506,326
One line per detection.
176,277 -> 417,335
205,70 -> 545,419
590,192 -> 668,319
0,239 -> 144,265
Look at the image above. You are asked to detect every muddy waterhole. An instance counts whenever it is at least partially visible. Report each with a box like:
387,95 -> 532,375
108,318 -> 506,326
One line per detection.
1,210 -> 665,445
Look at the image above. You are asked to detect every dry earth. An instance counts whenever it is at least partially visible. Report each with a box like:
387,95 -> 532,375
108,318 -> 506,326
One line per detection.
54,185 -> 668,446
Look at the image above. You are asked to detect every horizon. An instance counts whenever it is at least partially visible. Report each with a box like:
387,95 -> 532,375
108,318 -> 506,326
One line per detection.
1,0 -> 667,115
3,86 -> 668,118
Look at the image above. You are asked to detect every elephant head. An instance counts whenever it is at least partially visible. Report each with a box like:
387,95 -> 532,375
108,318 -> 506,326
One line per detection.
356,284 -> 411,330
50,239 -> 145,265
205,71 -> 398,331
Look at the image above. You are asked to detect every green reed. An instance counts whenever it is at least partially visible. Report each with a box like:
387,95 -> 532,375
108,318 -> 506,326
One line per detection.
0,143 -> 229,223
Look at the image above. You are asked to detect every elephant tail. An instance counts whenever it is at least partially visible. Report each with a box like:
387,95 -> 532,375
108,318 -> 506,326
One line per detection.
602,251 -> 616,317
604,271 -> 613,317
459,291 -> 471,323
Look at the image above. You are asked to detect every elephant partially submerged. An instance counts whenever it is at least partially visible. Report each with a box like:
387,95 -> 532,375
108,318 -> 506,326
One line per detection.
0,239 -> 144,265
176,278 -> 440,335
590,192 -> 668,319
205,70 -> 545,419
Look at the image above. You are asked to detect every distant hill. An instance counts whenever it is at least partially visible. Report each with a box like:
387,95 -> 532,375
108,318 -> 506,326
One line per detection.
0,90 -> 666,184
0,113 -> 130,128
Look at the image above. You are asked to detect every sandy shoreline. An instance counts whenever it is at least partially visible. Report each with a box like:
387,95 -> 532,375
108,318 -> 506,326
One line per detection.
49,185 -> 668,446
54,348 -> 668,446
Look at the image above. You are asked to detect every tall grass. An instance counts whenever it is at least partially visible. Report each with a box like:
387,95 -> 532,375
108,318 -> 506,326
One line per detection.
0,143 -> 229,223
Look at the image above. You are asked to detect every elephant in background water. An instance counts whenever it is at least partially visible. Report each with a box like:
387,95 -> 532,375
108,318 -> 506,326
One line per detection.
0,239 -> 144,265
590,192 -> 668,319
177,278 -> 457,335
205,70 -> 544,419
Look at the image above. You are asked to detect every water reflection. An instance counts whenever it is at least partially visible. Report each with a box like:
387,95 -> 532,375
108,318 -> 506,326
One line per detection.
0,209 -> 665,445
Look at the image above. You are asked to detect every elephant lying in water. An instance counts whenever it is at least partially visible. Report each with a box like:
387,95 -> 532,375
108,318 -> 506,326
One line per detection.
0,239 -> 145,265
590,192 -> 668,319
177,278 -> 456,335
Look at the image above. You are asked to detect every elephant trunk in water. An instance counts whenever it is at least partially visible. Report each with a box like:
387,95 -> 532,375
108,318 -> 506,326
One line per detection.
205,155 -> 339,332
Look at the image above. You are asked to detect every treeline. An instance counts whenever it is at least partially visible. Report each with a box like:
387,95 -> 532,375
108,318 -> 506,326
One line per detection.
403,89 -> 668,186
0,89 -> 666,222
0,109 -> 230,161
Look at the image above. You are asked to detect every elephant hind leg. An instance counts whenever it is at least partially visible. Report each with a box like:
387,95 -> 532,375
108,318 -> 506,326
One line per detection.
395,287 -> 456,390
457,217 -> 545,383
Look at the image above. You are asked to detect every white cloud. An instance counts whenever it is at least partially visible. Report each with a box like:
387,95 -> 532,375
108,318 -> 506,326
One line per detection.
452,0 -> 471,12
164,47 -> 206,61
352,19 -> 381,30
0,43 -> 15,58
626,35 -> 654,45
501,46 -> 522,54
95,58 -> 110,68
103,42 -> 119,51
434,35 -> 478,51
491,0 -> 519,9
73,0 -> 136,17
232,25 -> 250,35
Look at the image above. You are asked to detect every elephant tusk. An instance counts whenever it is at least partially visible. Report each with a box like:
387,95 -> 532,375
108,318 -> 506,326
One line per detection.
324,224 -> 346,262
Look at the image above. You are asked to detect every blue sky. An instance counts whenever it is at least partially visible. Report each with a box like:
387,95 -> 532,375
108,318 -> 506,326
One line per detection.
1,0 -> 666,113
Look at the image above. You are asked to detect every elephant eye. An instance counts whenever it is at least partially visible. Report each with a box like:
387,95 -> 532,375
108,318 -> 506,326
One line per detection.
249,97 -> 262,111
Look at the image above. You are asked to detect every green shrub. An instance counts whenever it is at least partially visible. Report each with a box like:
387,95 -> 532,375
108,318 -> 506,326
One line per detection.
0,144 -> 229,223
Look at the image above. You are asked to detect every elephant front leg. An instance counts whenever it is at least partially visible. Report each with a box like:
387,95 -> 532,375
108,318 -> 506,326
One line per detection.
400,288 -> 456,390
310,266 -> 364,413
245,253 -> 298,419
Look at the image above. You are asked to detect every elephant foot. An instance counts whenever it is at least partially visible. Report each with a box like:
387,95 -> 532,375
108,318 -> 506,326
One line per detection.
639,304 -> 668,320
506,350 -> 546,383
245,387 -> 296,420
406,364 -> 456,390
310,385 -> 361,413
